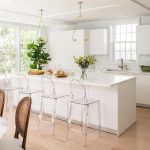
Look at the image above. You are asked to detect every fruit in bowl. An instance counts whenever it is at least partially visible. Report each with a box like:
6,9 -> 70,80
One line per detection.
28,69 -> 44,75
55,70 -> 68,78
45,69 -> 53,75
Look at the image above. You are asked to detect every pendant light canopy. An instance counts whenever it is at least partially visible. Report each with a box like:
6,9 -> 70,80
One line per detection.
72,1 -> 88,42
36,9 -> 47,40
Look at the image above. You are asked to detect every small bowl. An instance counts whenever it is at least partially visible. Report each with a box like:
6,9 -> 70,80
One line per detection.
140,66 -> 150,72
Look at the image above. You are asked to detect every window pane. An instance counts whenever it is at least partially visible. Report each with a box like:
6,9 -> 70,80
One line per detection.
20,29 -> 37,72
115,52 -> 120,59
131,52 -> 136,60
132,33 -> 136,41
121,52 -> 125,59
115,43 -> 120,51
132,24 -> 137,32
126,33 -> 132,41
121,25 -> 126,33
126,43 -> 131,51
116,25 -> 121,33
132,43 -> 136,50
0,27 -> 15,73
116,34 -> 120,42
127,24 -> 132,33
121,33 -> 126,41
121,43 -> 125,51
126,52 -> 131,59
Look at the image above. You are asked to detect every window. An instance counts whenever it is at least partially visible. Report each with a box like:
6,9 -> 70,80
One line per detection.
114,24 -> 137,60
0,27 -> 15,73
20,29 -> 37,72
0,24 -> 38,74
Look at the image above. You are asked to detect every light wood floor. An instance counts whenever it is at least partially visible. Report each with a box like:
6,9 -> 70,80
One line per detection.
3,107 -> 150,150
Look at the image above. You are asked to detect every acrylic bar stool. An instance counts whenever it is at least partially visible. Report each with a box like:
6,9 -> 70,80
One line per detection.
0,74 -> 19,112
67,79 -> 101,147
38,75 -> 69,135
18,74 -> 43,101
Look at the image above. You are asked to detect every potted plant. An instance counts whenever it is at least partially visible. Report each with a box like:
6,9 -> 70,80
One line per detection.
27,38 -> 51,71
73,55 -> 96,79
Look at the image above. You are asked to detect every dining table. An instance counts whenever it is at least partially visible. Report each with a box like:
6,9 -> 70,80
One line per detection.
0,118 -> 7,139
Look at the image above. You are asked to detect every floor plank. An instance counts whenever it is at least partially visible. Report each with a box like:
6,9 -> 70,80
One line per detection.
3,107 -> 150,150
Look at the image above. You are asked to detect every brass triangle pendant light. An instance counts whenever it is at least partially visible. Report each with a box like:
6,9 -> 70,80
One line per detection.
72,1 -> 88,42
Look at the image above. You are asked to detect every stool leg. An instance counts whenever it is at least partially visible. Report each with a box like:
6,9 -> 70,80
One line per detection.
8,90 -> 13,119
8,91 -> 11,112
66,102 -> 73,140
66,96 -> 69,120
38,97 -> 44,130
51,99 -> 57,136
81,105 -> 84,132
83,105 -> 89,147
5,91 -> 9,112
98,101 -> 101,137
18,88 -> 22,104
9,90 -> 13,109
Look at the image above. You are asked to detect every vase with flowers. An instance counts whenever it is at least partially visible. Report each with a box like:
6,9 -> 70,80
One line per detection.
73,55 -> 96,79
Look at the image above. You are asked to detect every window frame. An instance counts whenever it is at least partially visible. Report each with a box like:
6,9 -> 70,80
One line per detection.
113,23 -> 137,61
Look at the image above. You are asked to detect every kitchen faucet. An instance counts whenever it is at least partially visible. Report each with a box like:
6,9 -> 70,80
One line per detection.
118,58 -> 124,70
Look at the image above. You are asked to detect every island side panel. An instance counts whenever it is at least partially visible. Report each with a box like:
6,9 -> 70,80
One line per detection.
88,85 -> 118,134
117,78 -> 136,136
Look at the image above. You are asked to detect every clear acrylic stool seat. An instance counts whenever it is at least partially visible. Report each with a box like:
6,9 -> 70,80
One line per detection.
0,74 -> 19,112
67,79 -> 101,147
38,75 -> 69,135
18,73 -> 43,99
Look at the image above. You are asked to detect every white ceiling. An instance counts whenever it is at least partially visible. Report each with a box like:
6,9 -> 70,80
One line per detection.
0,0 -> 150,25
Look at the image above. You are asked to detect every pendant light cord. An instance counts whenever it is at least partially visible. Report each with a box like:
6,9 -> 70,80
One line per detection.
36,9 -> 48,41
72,1 -> 88,42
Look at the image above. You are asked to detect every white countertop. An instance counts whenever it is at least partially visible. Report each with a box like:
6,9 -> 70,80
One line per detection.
21,74 -> 136,87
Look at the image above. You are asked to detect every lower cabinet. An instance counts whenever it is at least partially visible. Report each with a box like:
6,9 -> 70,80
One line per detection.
136,75 -> 150,106
103,72 -> 150,106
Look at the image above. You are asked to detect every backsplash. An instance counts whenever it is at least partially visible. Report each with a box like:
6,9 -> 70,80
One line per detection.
138,55 -> 150,66
94,55 -> 141,71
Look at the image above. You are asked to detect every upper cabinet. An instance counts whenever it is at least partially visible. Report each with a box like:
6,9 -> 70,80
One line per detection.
137,25 -> 150,55
88,29 -> 108,55
49,30 -> 88,69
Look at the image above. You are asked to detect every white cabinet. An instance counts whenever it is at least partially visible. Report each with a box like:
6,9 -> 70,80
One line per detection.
136,74 -> 150,106
49,30 -> 88,69
103,71 -> 150,106
137,25 -> 150,55
89,29 -> 108,55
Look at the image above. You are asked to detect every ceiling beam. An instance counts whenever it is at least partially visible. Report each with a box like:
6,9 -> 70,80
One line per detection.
130,0 -> 150,11
45,4 -> 119,18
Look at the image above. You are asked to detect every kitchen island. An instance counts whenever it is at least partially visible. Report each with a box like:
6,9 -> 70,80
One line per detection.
12,73 -> 136,136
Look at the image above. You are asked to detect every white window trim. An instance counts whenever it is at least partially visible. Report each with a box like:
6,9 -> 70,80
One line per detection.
113,24 -> 138,61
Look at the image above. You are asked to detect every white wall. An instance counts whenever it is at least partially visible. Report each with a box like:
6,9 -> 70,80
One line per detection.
47,16 -> 150,71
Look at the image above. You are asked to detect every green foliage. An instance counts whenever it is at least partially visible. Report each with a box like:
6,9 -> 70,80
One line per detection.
0,27 -> 15,74
27,38 -> 51,70
73,55 -> 96,69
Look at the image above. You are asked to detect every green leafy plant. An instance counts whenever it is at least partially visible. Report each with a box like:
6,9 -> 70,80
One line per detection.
27,38 -> 51,70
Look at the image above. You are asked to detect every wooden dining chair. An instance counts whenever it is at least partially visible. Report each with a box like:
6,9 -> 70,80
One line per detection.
0,90 -> 5,117
0,96 -> 32,150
